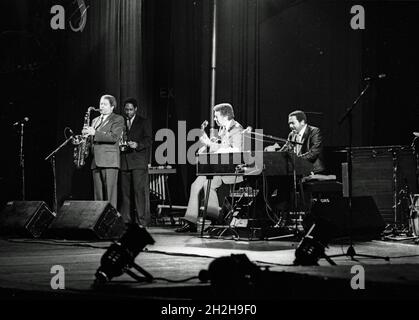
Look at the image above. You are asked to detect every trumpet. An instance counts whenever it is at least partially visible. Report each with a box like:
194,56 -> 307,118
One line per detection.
119,131 -> 128,152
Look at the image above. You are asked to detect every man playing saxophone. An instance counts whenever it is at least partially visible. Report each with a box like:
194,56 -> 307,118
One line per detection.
82,94 -> 125,209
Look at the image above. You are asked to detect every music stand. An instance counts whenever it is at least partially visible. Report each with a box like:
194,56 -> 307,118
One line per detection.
329,80 -> 389,262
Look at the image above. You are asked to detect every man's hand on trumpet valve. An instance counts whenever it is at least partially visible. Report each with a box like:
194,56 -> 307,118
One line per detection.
127,141 -> 138,149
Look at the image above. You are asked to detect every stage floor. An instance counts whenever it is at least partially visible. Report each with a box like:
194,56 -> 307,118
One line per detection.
1,226 -> 419,302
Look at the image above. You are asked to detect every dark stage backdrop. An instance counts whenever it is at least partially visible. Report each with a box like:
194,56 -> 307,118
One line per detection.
1,0 -> 419,210
154,0 -> 419,206
53,0 -> 150,208
1,0 -> 151,209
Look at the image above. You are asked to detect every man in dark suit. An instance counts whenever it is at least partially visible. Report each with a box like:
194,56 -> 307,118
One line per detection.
265,110 -> 325,173
265,110 -> 325,213
119,98 -> 152,227
82,94 -> 125,209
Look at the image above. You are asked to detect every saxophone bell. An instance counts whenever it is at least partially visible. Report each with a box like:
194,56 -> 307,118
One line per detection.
71,134 -> 83,145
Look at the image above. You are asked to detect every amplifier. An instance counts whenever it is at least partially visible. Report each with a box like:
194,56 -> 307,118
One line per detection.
341,146 -> 418,223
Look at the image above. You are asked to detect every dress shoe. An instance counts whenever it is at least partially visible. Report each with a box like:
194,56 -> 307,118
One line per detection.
175,221 -> 197,233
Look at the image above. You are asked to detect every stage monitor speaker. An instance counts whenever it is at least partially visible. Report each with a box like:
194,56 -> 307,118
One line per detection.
45,201 -> 125,240
0,201 -> 55,238
305,196 -> 385,241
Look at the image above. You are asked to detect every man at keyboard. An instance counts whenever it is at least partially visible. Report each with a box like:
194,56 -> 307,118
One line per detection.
265,110 -> 324,173
175,103 -> 244,233
264,110 -> 325,212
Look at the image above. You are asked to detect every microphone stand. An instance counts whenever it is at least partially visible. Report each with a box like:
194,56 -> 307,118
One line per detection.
45,135 -> 74,213
249,131 -> 289,145
329,81 -> 389,262
247,131 -> 304,239
19,122 -> 25,200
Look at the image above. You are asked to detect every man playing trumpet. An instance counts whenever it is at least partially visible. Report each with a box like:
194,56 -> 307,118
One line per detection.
119,98 -> 152,227
175,103 -> 244,233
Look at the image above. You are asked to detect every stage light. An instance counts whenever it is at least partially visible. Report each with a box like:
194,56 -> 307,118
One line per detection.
199,254 -> 262,298
294,223 -> 335,266
94,224 -> 155,285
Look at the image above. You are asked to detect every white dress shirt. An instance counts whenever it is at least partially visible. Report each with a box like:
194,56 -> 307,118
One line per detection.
295,124 -> 307,155
127,115 -> 135,130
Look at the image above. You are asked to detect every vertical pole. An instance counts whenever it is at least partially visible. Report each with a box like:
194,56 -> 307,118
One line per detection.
209,0 -> 217,139
20,123 -> 25,200
52,156 -> 58,213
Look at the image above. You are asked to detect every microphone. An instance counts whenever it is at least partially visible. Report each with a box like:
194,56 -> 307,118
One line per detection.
201,120 -> 208,129
13,117 -> 29,126
242,126 -> 252,134
364,73 -> 386,81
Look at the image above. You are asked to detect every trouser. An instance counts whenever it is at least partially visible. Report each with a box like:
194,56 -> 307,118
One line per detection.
92,167 -> 119,209
183,176 -> 223,224
120,169 -> 150,226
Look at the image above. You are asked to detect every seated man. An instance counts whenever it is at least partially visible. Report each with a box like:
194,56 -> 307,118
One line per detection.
175,103 -> 244,232
265,110 -> 324,173
265,110 -> 325,212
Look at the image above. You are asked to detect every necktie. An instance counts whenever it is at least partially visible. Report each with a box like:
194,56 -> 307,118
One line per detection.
95,116 -> 104,129
127,119 -> 132,130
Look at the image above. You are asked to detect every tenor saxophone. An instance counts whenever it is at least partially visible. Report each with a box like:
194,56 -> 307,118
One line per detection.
72,107 -> 99,168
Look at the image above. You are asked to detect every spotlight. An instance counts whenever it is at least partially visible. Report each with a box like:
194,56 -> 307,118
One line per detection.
294,223 -> 335,266
94,224 -> 155,285
199,254 -> 262,298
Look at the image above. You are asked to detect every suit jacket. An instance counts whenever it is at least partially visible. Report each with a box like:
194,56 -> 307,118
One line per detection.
90,112 -> 125,169
284,125 -> 325,173
209,120 -> 244,184
207,120 -> 243,152
120,115 -> 152,171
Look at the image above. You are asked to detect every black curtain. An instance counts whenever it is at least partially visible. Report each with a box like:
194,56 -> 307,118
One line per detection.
147,0 -> 212,203
1,0 -> 62,207
2,0 -> 419,208
55,0 -> 148,207
215,0 -> 364,147
216,0 -> 261,129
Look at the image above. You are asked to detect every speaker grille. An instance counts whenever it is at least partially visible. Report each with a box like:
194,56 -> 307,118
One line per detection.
46,201 -> 125,240
0,201 -> 55,238
306,196 -> 385,240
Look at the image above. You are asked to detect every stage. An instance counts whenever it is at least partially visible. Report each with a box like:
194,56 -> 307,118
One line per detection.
1,226 -> 419,303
